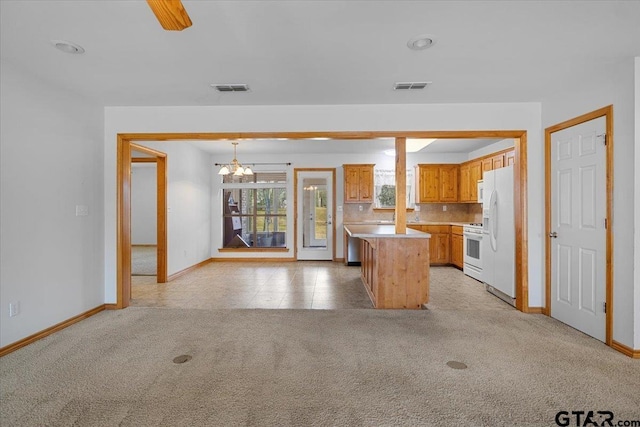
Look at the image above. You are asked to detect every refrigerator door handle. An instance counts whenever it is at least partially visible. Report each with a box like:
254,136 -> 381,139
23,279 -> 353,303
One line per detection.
490,190 -> 498,252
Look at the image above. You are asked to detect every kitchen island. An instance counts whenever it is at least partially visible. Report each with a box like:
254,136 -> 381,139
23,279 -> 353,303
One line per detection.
343,224 -> 431,309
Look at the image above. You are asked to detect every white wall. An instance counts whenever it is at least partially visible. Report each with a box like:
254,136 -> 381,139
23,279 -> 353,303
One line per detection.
104,102 -> 543,308
0,63 -> 104,348
131,164 -> 157,245
635,57 -> 640,349
138,142 -> 212,276
541,57 -> 637,349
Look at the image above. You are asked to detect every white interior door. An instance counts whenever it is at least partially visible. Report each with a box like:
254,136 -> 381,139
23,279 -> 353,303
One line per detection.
297,171 -> 333,260
550,116 -> 606,341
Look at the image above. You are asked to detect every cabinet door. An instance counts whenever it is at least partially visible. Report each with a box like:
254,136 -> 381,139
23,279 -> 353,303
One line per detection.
358,166 -> 373,202
451,233 -> 463,268
419,166 -> 439,203
492,153 -> 505,169
505,150 -> 515,166
344,167 -> 361,202
429,233 -> 450,264
481,158 -> 493,178
439,166 -> 458,202
459,164 -> 470,202
469,161 -> 482,201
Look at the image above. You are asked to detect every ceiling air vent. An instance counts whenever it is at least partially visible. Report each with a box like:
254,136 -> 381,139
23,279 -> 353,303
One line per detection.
211,84 -> 250,92
393,82 -> 431,90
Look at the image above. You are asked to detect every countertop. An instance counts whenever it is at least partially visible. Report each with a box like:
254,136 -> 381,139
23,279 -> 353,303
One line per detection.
344,221 -> 470,227
344,224 -> 431,239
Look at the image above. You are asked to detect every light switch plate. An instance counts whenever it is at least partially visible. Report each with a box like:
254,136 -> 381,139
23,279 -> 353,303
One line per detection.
9,301 -> 20,317
337,206 -> 343,212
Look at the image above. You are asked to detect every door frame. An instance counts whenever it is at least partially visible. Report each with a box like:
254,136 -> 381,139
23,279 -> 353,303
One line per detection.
544,105 -> 613,346
131,156 -> 167,283
117,130 -> 528,312
293,168 -> 337,261
117,139 -> 167,308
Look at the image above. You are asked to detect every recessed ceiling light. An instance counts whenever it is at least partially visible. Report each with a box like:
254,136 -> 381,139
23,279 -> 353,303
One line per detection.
51,40 -> 85,54
407,34 -> 437,51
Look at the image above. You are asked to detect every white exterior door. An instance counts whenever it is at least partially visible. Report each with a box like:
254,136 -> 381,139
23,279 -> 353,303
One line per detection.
297,171 -> 333,260
550,116 -> 606,341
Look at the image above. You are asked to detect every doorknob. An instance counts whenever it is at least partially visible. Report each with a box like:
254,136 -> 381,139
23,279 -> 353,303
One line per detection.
549,231 -> 558,238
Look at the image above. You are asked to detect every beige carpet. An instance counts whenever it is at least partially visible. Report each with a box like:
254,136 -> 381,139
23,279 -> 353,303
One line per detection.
131,245 -> 156,276
1,306 -> 638,426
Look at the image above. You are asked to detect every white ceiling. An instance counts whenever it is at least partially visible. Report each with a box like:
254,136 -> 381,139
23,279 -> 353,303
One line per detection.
2,1 -> 639,107
179,137 -> 503,155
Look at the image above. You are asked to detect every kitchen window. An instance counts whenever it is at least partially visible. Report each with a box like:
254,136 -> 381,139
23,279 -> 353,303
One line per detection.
374,168 -> 415,209
221,172 -> 287,248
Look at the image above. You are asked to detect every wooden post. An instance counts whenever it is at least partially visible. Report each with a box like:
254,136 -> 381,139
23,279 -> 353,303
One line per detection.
395,137 -> 407,234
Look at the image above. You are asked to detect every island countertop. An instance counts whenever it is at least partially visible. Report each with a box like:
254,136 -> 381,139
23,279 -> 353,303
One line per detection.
343,224 -> 431,239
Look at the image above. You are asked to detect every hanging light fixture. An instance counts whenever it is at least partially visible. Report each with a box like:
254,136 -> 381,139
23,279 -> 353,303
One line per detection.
218,142 -> 253,176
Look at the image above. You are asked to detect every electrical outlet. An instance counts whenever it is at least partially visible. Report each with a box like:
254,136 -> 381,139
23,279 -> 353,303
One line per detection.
414,205 -> 421,212
9,301 -> 20,317
359,205 -> 363,212
442,205 -> 447,212
337,206 -> 343,212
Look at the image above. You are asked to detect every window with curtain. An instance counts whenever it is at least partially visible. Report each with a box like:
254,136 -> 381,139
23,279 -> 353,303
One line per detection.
221,172 -> 287,248
374,168 -> 415,208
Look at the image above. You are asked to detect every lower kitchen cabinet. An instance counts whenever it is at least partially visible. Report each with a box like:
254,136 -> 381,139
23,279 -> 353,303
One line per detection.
424,225 -> 450,265
450,225 -> 464,269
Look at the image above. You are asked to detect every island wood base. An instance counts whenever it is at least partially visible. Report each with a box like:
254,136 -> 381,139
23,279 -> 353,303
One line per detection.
360,236 -> 430,309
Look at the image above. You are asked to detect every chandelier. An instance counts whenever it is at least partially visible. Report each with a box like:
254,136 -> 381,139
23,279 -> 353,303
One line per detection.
218,142 -> 253,176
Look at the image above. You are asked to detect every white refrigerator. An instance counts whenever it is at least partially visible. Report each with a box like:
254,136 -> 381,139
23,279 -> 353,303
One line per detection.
482,165 -> 515,303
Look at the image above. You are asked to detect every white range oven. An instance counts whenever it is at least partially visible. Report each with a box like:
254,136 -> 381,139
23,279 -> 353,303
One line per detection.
463,223 -> 483,281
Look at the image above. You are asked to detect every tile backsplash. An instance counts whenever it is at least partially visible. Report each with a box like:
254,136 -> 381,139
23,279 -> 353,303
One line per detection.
343,203 -> 482,223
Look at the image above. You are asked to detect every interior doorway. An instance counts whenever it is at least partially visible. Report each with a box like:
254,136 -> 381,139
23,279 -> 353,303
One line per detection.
117,130 -> 528,312
117,140 -> 167,308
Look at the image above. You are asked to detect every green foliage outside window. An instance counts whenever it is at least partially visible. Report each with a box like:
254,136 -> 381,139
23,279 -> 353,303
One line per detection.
378,185 -> 396,207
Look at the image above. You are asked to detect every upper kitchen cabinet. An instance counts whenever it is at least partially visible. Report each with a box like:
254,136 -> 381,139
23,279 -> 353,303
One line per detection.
480,149 -> 515,178
505,150 -> 515,166
416,164 -> 458,203
343,164 -> 374,203
459,160 -> 481,202
492,153 -> 505,169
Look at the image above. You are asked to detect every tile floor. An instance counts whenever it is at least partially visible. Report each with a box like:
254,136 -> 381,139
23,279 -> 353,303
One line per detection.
132,261 -> 512,311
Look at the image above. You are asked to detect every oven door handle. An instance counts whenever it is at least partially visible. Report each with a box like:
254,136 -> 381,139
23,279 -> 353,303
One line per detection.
463,232 -> 483,239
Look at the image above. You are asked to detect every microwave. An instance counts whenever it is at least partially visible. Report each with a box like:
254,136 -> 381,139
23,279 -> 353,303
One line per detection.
477,180 -> 484,204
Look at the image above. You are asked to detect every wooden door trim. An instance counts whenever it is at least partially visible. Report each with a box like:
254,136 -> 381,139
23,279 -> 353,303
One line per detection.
117,130 -> 527,313
118,139 -> 168,308
293,168 -> 337,261
544,105 -> 613,346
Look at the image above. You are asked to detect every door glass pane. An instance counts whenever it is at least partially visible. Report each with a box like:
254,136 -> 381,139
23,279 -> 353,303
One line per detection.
302,178 -> 327,249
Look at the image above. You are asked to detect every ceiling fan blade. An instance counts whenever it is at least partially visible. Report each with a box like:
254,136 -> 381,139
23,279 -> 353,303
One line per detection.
146,0 -> 192,31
